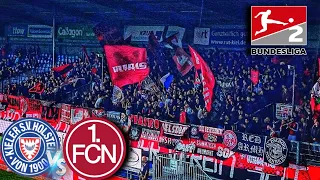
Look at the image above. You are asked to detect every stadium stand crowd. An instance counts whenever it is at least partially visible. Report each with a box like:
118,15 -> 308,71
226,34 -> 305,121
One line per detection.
1,44 -> 319,146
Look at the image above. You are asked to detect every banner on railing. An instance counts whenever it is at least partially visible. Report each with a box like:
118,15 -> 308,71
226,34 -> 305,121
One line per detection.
0,94 -> 312,179
61,104 -> 71,123
276,103 -> 293,120
70,107 -> 90,124
264,137 -> 290,166
161,121 -> 189,137
128,114 -> 161,130
124,26 -> 165,42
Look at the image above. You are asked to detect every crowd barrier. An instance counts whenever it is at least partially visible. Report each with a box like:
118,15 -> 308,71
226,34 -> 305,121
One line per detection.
0,93 -> 320,180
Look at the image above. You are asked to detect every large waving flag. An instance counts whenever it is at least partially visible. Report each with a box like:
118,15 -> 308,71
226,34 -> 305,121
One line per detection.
104,45 -> 150,88
52,64 -> 73,78
189,46 -> 215,112
172,47 -> 193,76
160,73 -> 174,90
189,46 -> 202,70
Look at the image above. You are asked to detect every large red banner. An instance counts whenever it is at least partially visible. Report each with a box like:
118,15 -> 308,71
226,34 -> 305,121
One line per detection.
104,45 -> 150,88
189,46 -> 215,112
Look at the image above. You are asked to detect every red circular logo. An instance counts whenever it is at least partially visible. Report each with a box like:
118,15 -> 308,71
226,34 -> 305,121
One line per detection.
223,130 -> 237,150
63,118 -> 127,179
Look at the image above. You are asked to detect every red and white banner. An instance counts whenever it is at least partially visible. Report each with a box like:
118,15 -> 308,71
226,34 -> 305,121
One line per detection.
71,107 -> 90,124
128,114 -> 161,130
54,121 -> 70,133
0,109 -> 22,121
61,104 -> 71,123
189,46 -> 215,112
172,47 -> 193,76
104,45 -> 150,88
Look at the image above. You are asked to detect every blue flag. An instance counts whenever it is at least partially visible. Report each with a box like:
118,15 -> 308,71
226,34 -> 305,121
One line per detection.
160,73 -> 174,90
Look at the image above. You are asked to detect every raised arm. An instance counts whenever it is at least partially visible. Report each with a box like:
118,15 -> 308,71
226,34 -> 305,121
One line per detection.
255,12 -> 262,18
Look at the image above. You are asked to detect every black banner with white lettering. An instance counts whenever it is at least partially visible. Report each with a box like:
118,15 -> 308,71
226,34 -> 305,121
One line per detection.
189,125 -> 224,143
264,137 -> 290,167
223,130 -> 265,158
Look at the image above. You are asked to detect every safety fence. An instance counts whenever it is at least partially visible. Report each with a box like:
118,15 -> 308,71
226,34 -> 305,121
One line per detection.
153,152 -> 213,180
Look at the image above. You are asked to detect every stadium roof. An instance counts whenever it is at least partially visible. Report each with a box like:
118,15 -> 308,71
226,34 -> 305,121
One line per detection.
0,0 -> 319,28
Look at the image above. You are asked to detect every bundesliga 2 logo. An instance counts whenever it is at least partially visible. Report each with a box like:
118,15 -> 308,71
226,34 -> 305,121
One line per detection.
1,118 -> 64,177
251,6 -> 307,55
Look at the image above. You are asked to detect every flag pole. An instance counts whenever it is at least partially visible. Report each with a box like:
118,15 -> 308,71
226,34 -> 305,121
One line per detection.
292,66 -> 295,115
52,7 -> 55,68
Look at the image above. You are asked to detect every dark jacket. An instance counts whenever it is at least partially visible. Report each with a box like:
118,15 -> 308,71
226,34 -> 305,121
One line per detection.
311,125 -> 320,143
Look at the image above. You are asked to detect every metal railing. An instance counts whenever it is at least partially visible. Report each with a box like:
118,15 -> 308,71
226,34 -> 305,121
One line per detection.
153,152 -> 213,180
289,141 -> 320,166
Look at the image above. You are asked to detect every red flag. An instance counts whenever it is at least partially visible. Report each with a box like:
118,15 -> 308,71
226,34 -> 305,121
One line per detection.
104,45 -> 150,88
188,45 -> 202,70
52,64 -> 73,78
172,47 -> 193,76
189,46 -> 215,112
251,69 -> 259,85
194,70 -> 201,85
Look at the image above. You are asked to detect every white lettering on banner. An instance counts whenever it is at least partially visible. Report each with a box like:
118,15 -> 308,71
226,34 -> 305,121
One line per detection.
26,113 -> 40,119
159,136 -> 182,146
137,139 -> 175,161
162,122 -> 189,136
216,147 -> 234,159
242,134 -> 262,144
124,26 -> 165,42
112,62 -> 147,73
141,129 -> 160,141
192,52 -> 200,65
175,142 -> 196,153
194,140 -> 217,150
246,155 -> 264,166
190,154 -> 236,179
58,27 -> 83,38
198,126 -> 223,135
197,148 -> 215,157
13,27 -> 25,35
0,110 -> 21,121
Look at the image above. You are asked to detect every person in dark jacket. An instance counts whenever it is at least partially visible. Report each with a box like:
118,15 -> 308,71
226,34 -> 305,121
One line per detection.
311,120 -> 320,152
139,156 -> 150,180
